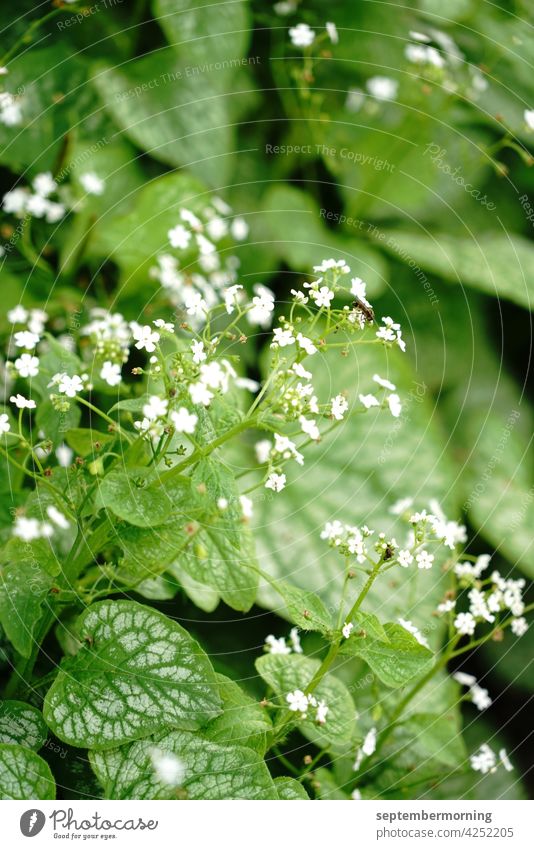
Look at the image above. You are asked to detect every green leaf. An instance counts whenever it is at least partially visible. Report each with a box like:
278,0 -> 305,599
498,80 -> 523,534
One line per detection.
0,701 -> 47,750
395,712 -> 467,770
44,600 -> 221,749
36,399 -> 81,445
271,579 -> 333,635
154,0 -> 251,69
65,428 -> 115,456
260,185 -> 387,296
92,50 -> 249,186
90,729 -> 278,799
274,776 -> 310,800
192,457 -> 242,548
347,622 -> 433,688
342,612 -> 390,645
98,468 -> 181,528
379,230 -> 534,310
0,559 -> 54,658
0,744 -> 55,799
203,674 -> 271,754
255,654 -> 356,749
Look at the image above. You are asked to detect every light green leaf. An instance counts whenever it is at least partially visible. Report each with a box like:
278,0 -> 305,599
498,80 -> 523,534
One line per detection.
0,559 -> 54,658
379,230 -> 534,310
154,0 -> 251,69
347,622 -> 433,688
260,185 -> 387,296
65,428 -> 115,457
395,712 -> 466,770
98,468 -> 182,528
274,776 -> 310,799
0,701 -> 47,750
270,579 -> 333,635
256,654 -> 356,749
44,600 -> 221,749
90,729 -> 278,799
0,744 -> 55,800
203,674 -> 271,754
343,612 -> 390,645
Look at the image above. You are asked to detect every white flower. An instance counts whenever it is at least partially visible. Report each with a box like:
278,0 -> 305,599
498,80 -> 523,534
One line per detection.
168,224 -> 191,249
289,23 -> 315,48
331,394 -> 348,421
3,187 -> 29,215
524,109 -> 534,130
342,622 -> 354,639
13,516 -> 45,541
468,588 -> 494,624
132,324 -> 160,353
235,377 -> 260,393
255,439 -> 273,464
390,496 -> 413,515
410,30 -> 431,42
470,743 -> 496,774
265,635 -> 291,655
415,550 -> 434,570
56,444 -> 73,467
398,618 -> 429,648
100,361 -> 122,387
248,284 -> 275,327
313,258 -> 350,274
359,393 -> 380,409
511,617 -> 528,637
296,333 -> 317,355
353,727 -> 377,770
376,316 -> 406,352
171,407 -> 198,434
32,172 -> 56,198
289,626 -> 302,654
373,373 -> 396,391
316,700 -> 329,724
44,201 -> 65,223
240,494 -> 253,519
79,172 -> 105,195
271,326 -> 296,348
398,549 -> 413,567
231,217 -> 248,240
265,472 -> 286,492
14,330 -> 40,349
14,353 -> 39,377
286,689 -> 309,713
57,374 -> 84,398
149,748 -> 185,787
224,284 -> 243,314
499,748 -> 514,772
189,381 -> 213,406
471,684 -> 492,711
7,305 -> 28,324
10,394 -> 35,409
367,76 -> 398,101
143,395 -> 168,421
325,21 -> 338,44
387,393 -> 402,418
293,362 -> 312,380
180,207 -> 202,230
452,671 -> 477,687
437,598 -> 456,613
0,414 -> 10,434
191,340 -> 207,363
310,286 -> 334,308
46,505 -> 70,529
153,319 -> 174,332
454,612 -> 476,636
299,415 -> 320,441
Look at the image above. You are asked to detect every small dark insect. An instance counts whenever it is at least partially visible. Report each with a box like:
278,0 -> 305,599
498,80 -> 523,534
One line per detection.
352,297 -> 375,324
384,544 -> 395,561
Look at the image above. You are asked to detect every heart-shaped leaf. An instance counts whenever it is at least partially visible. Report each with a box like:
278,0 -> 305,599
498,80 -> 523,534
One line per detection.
0,701 -> 47,751
0,744 -> 55,799
44,600 -> 221,749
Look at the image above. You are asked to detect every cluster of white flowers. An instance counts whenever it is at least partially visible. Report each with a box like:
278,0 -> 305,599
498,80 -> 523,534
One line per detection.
286,689 -> 329,724
470,743 -> 513,775
7,305 -> 48,352
452,561 -> 528,639
359,373 -> 402,418
81,310 -> 132,385
2,172 -> 66,223
264,627 -> 302,655
410,503 -> 467,551
452,671 -> 492,711
150,198 -> 248,325
288,21 -> 338,49
321,519 -> 375,563
12,506 -> 69,542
